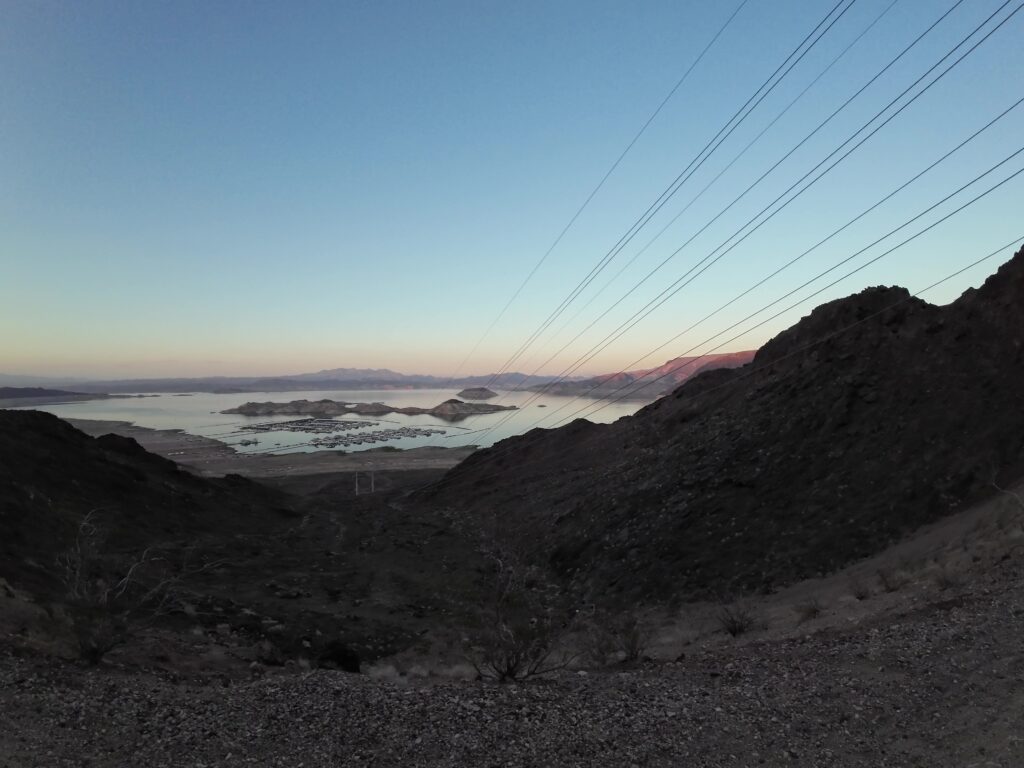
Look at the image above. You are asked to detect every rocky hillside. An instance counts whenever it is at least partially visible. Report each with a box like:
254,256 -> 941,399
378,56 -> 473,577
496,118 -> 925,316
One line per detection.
425,249 -> 1024,602
534,350 -> 755,399
0,410 -> 294,597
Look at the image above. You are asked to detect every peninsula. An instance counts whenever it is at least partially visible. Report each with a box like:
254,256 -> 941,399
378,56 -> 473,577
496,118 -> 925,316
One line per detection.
0,386 -> 131,408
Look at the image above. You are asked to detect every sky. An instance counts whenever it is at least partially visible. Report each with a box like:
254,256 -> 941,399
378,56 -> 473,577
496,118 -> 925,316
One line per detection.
2,0 -> 1023,380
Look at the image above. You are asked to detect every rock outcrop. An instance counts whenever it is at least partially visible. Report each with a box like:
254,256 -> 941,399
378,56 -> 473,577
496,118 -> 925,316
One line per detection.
0,410 -> 294,597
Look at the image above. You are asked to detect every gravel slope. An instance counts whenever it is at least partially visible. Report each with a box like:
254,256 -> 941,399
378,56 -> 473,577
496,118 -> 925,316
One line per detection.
3,551 -> 1023,768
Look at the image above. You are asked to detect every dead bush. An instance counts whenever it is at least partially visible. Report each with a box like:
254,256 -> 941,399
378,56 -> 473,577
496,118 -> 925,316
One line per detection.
716,603 -> 757,637
876,566 -> 909,593
466,544 -> 576,682
932,564 -> 963,591
794,597 -> 823,624
581,612 -> 649,667
57,511 -> 222,664
848,579 -> 871,601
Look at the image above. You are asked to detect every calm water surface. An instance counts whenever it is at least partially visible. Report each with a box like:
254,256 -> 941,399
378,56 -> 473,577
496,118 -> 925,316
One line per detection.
22,389 -> 646,454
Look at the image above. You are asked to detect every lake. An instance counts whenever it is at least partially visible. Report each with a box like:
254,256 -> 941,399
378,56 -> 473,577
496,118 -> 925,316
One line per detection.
18,388 -> 646,454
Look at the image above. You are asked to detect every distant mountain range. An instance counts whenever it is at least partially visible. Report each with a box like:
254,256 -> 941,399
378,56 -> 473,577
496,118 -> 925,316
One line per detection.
0,354 -> 755,400
527,351 -> 756,399
0,368 -> 587,395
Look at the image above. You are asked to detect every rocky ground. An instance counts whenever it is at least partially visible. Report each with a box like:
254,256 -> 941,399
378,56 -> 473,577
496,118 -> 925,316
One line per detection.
3,488 -> 1023,767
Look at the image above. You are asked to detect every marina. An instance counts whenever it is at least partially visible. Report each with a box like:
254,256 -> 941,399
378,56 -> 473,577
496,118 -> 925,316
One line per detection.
307,426 -> 447,449
240,417 -> 379,434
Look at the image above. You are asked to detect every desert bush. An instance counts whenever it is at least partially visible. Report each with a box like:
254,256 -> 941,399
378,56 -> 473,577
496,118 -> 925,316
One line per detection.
612,614 -> 648,662
848,578 -> 871,601
716,603 -> 756,637
466,545 -> 576,682
876,566 -> 909,593
794,597 -> 823,624
57,511 -> 221,664
581,612 -> 649,667
580,620 -> 617,668
932,564 -> 962,591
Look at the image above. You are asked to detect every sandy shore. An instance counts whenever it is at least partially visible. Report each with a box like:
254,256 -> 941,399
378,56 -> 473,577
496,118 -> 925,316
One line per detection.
66,418 -> 475,478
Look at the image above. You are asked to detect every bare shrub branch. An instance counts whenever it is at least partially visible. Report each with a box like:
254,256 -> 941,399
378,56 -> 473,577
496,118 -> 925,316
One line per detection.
465,532 -> 577,682
716,603 -> 757,637
56,512 -> 226,664
581,612 -> 649,667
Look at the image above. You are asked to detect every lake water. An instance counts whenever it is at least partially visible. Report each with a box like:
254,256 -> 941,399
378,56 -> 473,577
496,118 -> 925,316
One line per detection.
19,388 -> 646,454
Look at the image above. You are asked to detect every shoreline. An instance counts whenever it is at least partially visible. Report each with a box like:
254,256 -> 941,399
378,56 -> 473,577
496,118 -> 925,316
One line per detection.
64,417 -> 475,478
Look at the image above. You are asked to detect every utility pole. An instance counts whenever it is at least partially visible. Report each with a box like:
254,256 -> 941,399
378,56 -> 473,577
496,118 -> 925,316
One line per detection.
354,471 -> 375,495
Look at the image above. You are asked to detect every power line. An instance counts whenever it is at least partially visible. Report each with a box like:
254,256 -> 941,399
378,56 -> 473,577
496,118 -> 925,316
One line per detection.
483,0 -> 1018,433
501,0 -> 973,398
481,0 -> 857,388
564,156 -> 1024,425
437,0 -> 753,389
414,3 -> 1024,493
428,228 -> 1024,493
538,0 -> 902,354
576,94 -> 1024,391
475,55 -> 1024,444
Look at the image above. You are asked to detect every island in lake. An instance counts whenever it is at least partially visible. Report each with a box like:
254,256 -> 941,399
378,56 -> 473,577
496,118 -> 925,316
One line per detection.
456,387 -> 498,400
223,398 -> 517,422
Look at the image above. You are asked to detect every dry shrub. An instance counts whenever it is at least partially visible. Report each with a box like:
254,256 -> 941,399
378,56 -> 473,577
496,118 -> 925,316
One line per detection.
581,612 -> 649,667
794,597 -> 823,624
716,603 -> 757,637
932,564 -> 963,591
876,566 -> 909,593
57,511 -> 222,664
848,578 -> 871,601
466,545 -> 576,682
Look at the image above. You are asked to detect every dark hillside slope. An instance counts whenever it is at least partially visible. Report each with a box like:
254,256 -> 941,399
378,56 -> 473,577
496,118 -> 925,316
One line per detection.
0,410 -> 294,595
426,248 -> 1024,601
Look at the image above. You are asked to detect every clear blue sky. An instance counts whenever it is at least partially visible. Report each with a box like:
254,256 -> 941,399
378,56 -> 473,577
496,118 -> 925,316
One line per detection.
2,0 -> 1022,379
